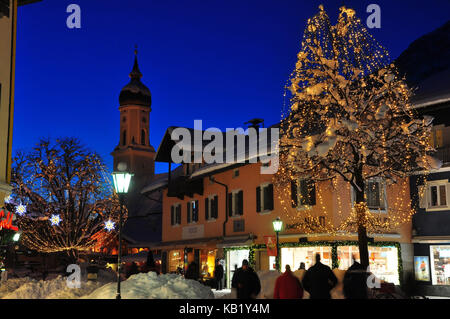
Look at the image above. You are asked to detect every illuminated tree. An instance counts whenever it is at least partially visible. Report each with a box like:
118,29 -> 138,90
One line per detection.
11,138 -> 123,262
277,6 -> 436,267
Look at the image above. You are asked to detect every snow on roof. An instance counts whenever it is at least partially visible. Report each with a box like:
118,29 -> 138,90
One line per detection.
411,68 -> 450,108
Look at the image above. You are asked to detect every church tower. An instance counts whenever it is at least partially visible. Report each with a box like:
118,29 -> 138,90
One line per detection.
112,48 -> 156,215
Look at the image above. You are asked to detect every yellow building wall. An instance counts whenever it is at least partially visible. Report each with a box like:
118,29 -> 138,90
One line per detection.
0,1 -> 16,201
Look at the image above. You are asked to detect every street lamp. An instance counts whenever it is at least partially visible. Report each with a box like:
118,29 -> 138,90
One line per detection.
112,163 -> 133,300
272,217 -> 283,271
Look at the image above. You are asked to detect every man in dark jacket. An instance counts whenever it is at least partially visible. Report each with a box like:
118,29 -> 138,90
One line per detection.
274,265 -> 304,299
343,257 -> 369,299
302,254 -> 337,299
214,259 -> 224,290
231,259 -> 261,299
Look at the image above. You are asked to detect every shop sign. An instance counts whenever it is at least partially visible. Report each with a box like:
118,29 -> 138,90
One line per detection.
0,209 -> 18,231
182,224 -> 204,240
264,235 -> 277,257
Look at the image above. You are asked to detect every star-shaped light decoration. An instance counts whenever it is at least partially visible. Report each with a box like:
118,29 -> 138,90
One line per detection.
15,204 -> 27,216
104,219 -> 115,232
50,214 -> 61,226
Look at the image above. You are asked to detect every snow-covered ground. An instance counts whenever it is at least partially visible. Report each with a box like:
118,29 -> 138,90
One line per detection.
0,271 -> 213,299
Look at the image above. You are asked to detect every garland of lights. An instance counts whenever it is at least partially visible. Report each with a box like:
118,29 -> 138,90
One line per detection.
8,138 -> 124,257
274,6 -> 433,252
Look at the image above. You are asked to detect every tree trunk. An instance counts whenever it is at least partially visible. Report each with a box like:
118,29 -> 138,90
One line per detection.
355,180 -> 370,269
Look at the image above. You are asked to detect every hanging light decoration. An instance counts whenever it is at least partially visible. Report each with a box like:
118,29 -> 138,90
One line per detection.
15,204 -> 27,216
50,214 -> 62,226
104,219 -> 116,232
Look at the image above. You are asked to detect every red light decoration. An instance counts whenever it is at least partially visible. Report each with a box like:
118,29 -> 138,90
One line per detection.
0,209 -> 19,231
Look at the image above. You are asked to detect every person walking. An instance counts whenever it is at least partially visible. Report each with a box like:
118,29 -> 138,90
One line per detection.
302,253 -> 337,299
214,259 -> 224,290
274,265 -> 304,299
343,257 -> 369,299
231,259 -> 261,299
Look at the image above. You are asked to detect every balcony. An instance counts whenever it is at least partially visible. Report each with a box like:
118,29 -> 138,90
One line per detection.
412,211 -> 450,236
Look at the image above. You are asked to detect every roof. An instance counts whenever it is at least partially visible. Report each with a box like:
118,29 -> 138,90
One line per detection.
119,52 -> 151,107
411,67 -> 450,108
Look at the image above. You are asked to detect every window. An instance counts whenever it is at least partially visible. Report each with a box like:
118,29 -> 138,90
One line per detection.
187,200 -> 199,223
233,169 -> 239,178
291,178 -> 316,209
256,184 -> 274,213
170,204 -> 181,226
233,219 -> 245,232
122,130 -> 127,145
141,129 -> 146,145
351,178 -> 387,211
205,195 -> 218,220
419,180 -> 449,210
228,190 -> 243,216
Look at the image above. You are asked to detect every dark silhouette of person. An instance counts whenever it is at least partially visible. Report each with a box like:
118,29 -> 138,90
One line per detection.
299,262 -> 306,270
126,262 -> 139,278
302,253 -> 337,299
231,259 -> 261,299
343,256 -> 369,299
185,262 -> 199,281
274,265 -> 304,299
214,259 -> 224,290
146,250 -> 159,274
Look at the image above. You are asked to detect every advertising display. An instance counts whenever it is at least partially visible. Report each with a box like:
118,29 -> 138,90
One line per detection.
430,245 -> 450,285
414,256 -> 430,281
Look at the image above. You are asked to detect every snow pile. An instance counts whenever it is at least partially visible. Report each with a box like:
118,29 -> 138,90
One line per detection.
84,272 -> 214,299
256,270 -> 280,299
1,276 -> 105,299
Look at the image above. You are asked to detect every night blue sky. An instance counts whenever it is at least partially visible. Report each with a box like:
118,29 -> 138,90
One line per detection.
13,0 -> 450,174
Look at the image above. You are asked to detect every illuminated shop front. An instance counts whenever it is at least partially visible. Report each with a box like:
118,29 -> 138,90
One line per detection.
430,245 -> 450,286
337,245 -> 399,285
168,250 -> 184,273
281,246 -> 332,270
279,242 -> 401,285
226,248 -> 249,288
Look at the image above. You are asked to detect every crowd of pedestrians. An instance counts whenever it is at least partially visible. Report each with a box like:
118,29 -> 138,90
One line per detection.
226,253 -> 372,299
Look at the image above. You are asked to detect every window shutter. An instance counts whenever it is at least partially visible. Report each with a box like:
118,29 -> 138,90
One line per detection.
238,190 -> 244,215
205,198 -> 209,220
194,200 -> 199,221
187,202 -> 191,223
171,205 -> 175,225
228,193 -> 233,216
308,180 -> 316,206
418,185 -> 427,209
267,184 -> 274,211
291,180 -> 298,208
256,187 -> 261,213
176,205 -> 181,224
213,195 -> 219,218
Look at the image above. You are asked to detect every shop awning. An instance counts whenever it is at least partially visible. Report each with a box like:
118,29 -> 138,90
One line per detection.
216,234 -> 255,248
412,236 -> 450,244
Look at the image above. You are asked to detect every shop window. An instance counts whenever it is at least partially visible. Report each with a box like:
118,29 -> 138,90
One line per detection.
256,183 -> 274,213
228,190 -> 243,216
281,246 -> 332,271
205,195 -> 218,220
169,250 -> 183,273
291,178 -> 316,209
187,200 -> 199,223
430,245 -> 450,285
336,245 -> 399,285
351,177 -> 387,212
170,204 -> 181,226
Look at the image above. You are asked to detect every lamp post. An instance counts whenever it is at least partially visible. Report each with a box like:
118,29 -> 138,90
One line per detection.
272,217 -> 283,272
112,164 -> 133,300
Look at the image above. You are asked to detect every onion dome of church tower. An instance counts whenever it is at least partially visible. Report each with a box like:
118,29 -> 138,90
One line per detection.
119,47 -> 152,107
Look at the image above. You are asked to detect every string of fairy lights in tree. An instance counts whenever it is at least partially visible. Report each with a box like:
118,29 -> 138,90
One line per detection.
8,138 -> 124,259
274,6 -> 436,240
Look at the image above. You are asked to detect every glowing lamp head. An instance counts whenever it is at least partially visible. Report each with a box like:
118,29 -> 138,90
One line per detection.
112,163 -> 133,194
12,232 -> 21,242
273,217 -> 283,233
4,195 -> 13,205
